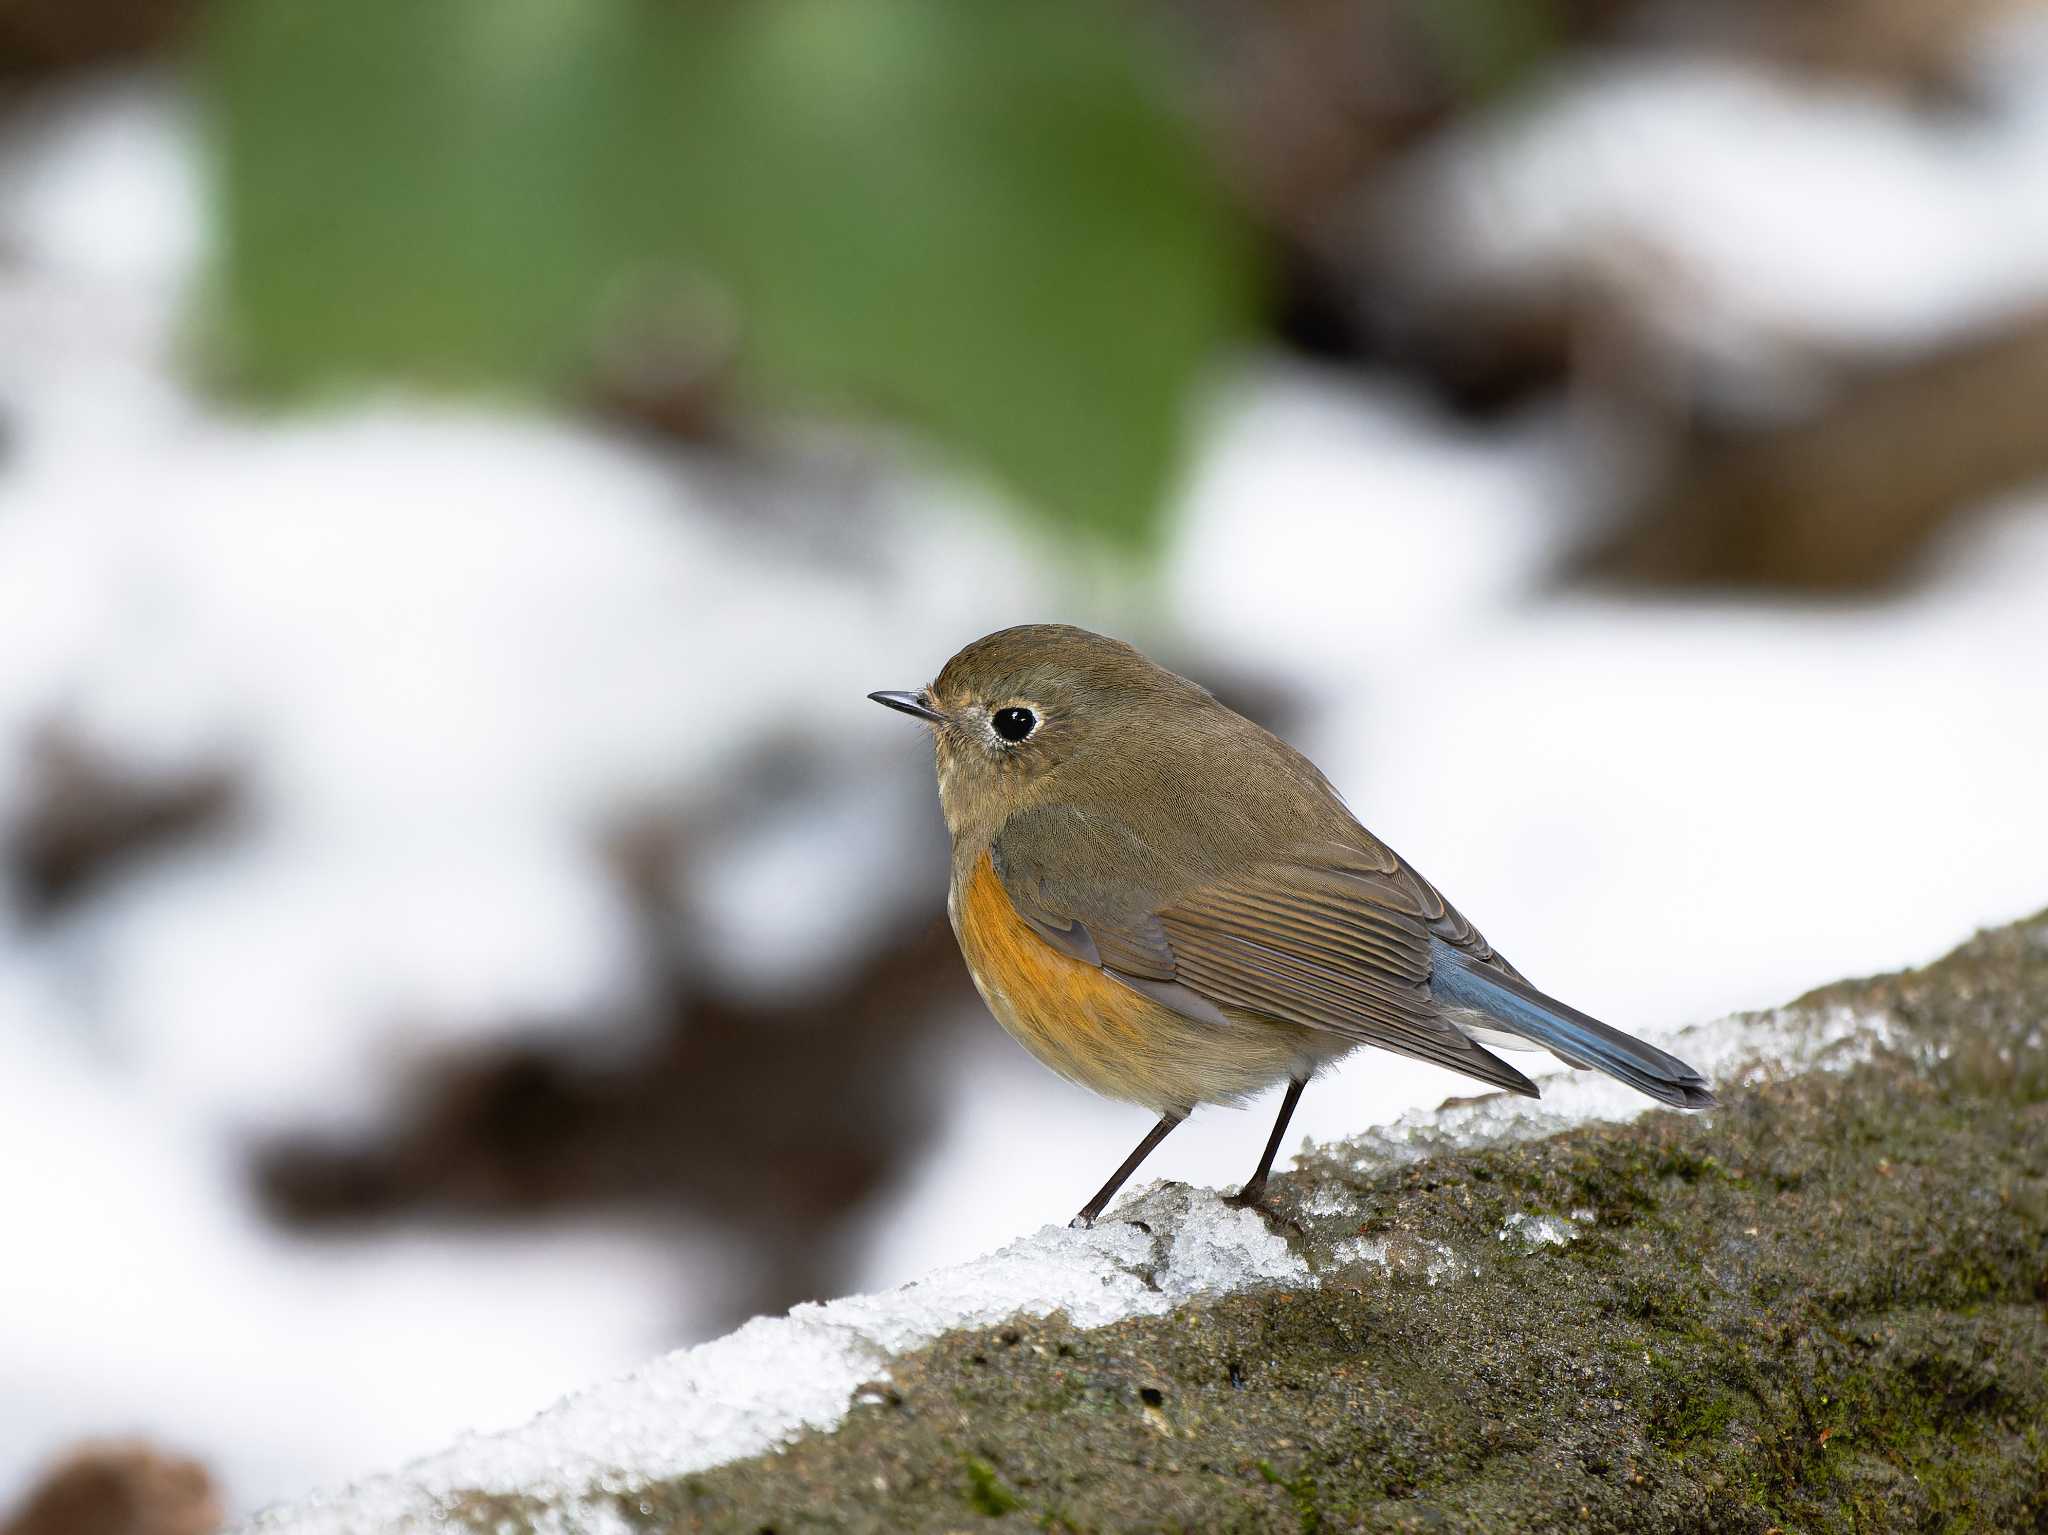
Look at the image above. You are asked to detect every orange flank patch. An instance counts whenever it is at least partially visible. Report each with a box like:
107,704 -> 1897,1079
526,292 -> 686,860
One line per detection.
953,853 -> 1315,1113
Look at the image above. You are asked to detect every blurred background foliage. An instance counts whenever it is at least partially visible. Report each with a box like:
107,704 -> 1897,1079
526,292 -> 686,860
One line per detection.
203,0 -> 1258,552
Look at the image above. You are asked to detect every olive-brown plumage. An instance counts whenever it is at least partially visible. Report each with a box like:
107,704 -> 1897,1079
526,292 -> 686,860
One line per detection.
871,623 -> 1714,1226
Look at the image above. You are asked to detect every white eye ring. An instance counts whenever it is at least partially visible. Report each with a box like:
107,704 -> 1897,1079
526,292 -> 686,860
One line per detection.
989,705 -> 1037,743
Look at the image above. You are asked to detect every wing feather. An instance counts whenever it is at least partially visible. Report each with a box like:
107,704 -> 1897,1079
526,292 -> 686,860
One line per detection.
989,809 -> 1537,1099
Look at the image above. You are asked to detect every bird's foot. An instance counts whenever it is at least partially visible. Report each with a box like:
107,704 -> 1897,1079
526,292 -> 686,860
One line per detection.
1222,1177 -> 1268,1213
1224,1183 -> 1304,1234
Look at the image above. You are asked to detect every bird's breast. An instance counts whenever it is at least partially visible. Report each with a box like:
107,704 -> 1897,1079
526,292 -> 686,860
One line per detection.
949,851 -> 1321,1114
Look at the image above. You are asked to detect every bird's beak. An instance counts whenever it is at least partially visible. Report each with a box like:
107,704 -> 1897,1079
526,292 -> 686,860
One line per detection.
868,689 -> 947,724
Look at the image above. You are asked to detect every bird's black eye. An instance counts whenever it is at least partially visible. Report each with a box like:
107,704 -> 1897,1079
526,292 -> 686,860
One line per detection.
991,706 -> 1037,743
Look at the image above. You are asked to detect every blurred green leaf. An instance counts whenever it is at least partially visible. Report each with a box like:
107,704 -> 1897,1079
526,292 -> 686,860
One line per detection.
205,0 -> 647,389
203,0 -> 1254,550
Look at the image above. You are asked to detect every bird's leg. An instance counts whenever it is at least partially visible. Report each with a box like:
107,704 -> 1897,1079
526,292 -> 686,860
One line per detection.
1071,1113 -> 1183,1228
1230,1074 -> 1308,1209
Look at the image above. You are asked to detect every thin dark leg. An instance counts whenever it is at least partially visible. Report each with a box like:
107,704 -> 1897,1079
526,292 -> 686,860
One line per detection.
1233,1075 -> 1308,1208
1071,1113 -> 1183,1228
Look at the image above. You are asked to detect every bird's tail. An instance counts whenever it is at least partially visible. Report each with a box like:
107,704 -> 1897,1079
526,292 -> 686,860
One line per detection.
1428,943 -> 1717,1110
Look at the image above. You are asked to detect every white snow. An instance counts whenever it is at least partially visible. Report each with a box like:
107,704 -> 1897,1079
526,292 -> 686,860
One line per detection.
240,993 -> 1890,1532
1377,16 -> 2048,372
0,76 -> 200,466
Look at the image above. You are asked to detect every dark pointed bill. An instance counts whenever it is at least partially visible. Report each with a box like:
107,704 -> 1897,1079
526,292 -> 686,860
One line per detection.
868,689 -> 946,724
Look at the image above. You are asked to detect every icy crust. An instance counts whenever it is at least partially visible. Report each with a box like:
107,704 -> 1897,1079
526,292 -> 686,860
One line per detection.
240,1001 -> 1891,1533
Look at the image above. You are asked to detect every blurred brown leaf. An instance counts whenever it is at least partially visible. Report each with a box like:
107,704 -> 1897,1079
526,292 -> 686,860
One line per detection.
0,0 -> 196,79
2,1444 -> 220,1535
1591,306 -> 2048,591
5,729 -> 239,921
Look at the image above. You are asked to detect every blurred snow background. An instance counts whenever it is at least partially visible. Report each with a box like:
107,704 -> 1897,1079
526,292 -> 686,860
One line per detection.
4,4 -> 2048,1522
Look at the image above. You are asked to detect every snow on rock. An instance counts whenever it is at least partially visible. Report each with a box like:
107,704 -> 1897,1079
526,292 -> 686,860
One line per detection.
1311,1002 -> 1901,1180
243,1188 -> 1306,1533
239,994 -> 1894,1533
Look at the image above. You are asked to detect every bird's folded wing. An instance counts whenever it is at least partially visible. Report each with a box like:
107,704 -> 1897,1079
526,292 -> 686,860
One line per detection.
990,810 -> 1538,1098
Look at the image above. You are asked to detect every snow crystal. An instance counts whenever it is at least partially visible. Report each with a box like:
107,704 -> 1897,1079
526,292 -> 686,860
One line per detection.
1125,1182 -> 1312,1303
1499,1212 -> 1577,1248
1422,1241 -> 1480,1286
1329,1236 -> 1392,1271
1325,1233 -> 1478,1286
1302,1183 -> 1358,1219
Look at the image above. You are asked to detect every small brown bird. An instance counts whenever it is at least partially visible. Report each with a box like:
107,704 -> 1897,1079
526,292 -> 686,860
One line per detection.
871,624 -> 1714,1226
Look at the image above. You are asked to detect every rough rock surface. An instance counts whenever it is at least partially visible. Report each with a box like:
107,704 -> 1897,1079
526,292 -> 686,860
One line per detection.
260,912 -> 2048,1533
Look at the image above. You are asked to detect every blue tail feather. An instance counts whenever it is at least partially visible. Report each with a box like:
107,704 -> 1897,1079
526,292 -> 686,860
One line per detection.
1428,942 -> 1717,1110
